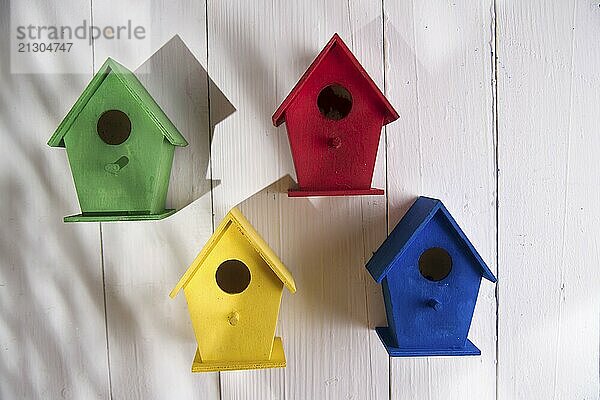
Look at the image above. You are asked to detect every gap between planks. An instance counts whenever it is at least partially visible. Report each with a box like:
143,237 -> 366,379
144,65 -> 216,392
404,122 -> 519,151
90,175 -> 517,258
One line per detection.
491,1 -> 500,400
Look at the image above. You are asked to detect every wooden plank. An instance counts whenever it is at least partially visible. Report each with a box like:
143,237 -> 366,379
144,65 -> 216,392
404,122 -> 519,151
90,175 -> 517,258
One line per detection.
384,1 -> 497,399
496,1 -> 600,398
5,2 -> 600,399
91,1 -> 221,398
0,1 -> 110,399
207,1 -> 389,398
354,15 -> 392,400
233,183 -> 384,400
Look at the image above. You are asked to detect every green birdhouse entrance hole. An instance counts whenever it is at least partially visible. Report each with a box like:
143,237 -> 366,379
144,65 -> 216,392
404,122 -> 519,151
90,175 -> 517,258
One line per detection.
97,110 -> 132,145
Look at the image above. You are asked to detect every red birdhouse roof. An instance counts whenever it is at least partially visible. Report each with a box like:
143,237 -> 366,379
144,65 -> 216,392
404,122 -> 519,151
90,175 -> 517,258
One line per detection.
272,33 -> 399,127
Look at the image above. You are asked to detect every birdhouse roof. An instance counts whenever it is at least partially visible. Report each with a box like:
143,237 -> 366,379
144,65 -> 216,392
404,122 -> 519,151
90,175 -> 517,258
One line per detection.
170,207 -> 297,298
47,57 -> 188,148
366,197 -> 497,284
272,33 -> 399,127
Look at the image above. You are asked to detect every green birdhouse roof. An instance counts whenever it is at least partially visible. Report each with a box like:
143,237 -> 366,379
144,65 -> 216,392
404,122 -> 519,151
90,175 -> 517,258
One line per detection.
48,57 -> 188,148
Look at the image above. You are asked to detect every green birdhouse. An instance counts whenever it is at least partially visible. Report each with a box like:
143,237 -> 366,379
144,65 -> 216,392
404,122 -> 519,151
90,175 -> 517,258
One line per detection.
48,58 -> 188,222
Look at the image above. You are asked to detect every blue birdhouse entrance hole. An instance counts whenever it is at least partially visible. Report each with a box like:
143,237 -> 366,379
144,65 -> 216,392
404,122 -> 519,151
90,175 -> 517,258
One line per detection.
418,247 -> 452,281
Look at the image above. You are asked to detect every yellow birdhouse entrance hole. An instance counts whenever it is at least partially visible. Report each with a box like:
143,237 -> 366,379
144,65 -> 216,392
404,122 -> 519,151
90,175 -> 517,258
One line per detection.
170,208 -> 296,372
216,260 -> 251,294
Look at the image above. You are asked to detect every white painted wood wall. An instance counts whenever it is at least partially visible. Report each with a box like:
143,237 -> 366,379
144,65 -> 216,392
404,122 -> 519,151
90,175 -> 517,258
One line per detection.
1,0 -> 598,398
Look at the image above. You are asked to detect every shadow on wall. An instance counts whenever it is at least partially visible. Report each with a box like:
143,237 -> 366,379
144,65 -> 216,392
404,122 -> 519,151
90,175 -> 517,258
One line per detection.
382,13 -> 438,224
0,2 -> 113,398
237,175 -> 386,330
206,5 -> 312,212
135,35 -> 236,212
0,0 -> 128,397
0,176 -> 112,399
228,175 -> 388,398
0,28 -> 232,397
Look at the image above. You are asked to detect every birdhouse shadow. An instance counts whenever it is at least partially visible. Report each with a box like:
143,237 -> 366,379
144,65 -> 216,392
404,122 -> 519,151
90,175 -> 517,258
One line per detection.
210,13 -> 276,137
238,178 -> 374,332
99,204 -> 207,380
207,11 -> 312,208
383,13 -> 429,76
144,201 -> 216,345
134,35 -> 235,212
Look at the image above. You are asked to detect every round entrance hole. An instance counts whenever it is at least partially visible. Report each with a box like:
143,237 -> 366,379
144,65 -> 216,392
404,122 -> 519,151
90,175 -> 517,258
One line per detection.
215,260 -> 251,294
317,84 -> 353,120
418,247 -> 452,281
97,110 -> 131,145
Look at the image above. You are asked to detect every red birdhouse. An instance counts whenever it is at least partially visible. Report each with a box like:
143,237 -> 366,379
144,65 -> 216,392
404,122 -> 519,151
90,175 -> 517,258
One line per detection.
273,34 -> 399,197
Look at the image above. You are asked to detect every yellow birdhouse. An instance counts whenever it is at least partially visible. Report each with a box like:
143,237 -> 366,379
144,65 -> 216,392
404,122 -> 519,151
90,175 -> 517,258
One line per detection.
170,208 -> 297,372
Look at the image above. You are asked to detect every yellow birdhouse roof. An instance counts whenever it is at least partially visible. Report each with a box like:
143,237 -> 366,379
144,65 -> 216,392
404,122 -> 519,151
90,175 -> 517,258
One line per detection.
170,207 -> 296,298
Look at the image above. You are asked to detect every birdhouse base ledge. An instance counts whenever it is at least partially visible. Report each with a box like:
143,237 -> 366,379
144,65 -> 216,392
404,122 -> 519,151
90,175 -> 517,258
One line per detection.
375,327 -> 481,357
288,188 -> 384,197
191,337 -> 287,372
63,209 -> 177,222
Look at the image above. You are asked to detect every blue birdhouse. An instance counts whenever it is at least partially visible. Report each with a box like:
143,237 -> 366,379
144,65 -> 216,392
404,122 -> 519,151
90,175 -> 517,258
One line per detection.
366,196 -> 497,357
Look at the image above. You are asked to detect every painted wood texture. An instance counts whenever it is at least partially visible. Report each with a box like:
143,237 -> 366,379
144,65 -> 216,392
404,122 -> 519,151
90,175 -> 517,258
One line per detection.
496,1 -> 600,399
385,2 -> 497,398
91,1 -> 221,398
0,1 -> 599,400
207,2 -> 389,399
0,1 -> 109,399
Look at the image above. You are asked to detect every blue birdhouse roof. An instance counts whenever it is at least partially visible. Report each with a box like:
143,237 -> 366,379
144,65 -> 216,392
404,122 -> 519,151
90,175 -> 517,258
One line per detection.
366,197 -> 497,284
